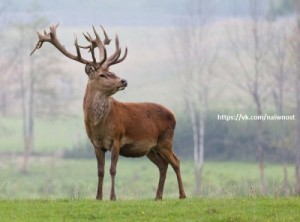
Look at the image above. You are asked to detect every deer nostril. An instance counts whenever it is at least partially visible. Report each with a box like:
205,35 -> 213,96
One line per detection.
121,79 -> 128,87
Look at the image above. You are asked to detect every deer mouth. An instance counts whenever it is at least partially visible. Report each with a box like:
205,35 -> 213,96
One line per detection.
117,86 -> 126,91
117,80 -> 128,91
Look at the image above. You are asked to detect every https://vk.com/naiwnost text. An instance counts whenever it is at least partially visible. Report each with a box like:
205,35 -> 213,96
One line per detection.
217,114 -> 296,122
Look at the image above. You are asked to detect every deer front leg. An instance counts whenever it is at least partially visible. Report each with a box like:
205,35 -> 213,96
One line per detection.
110,140 -> 120,201
95,147 -> 105,200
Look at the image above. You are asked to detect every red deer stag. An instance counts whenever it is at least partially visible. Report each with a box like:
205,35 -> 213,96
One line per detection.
31,24 -> 186,201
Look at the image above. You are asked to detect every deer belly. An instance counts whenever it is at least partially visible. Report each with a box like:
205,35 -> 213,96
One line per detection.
120,140 -> 155,157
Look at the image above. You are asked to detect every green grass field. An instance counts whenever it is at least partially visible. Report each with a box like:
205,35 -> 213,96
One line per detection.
0,197 -> 299,222
0,158 -> 296,199
0,116 -> 85,152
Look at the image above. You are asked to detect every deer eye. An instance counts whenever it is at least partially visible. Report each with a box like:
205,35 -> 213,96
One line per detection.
99,74 -> 106,78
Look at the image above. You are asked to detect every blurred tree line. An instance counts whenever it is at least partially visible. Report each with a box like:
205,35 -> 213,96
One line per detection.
0,2 -> 75,173
170,0 -> 300,195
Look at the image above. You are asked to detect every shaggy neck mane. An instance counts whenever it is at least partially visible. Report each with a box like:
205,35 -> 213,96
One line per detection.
84,84 -> 111,125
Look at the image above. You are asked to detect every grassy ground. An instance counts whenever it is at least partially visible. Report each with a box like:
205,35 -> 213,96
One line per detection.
0,157 -> 297,221
0,197 -> 299,222
0,158 -> 296,199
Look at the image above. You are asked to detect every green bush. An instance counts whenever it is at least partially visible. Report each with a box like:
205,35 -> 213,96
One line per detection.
63,139 -> 94,159
174,111 -> 295,163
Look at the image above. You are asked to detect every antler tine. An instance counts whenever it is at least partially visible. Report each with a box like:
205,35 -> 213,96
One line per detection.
103,34 -> 128,69
75,30 -> 102,66
30,33 -> 43,56
114,47 -> 128,65
100,25 -> 111,45
92,26 -> 107,66
30,29 -> 52,56
106,47 -> 128,68
49,23 -> 59,39
74,34 -> 82,59
74,27 -> 107,66
83,32 -> 91,42
77,32 -> 93,52
105,35 -> 120,62
89,39 -> 97,64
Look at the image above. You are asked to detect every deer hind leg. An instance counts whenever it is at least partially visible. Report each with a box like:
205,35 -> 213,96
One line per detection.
147,149 -> 168,200
157,142 -> 186,199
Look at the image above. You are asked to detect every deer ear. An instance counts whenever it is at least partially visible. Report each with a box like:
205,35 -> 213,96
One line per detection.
85,64 -> 96,78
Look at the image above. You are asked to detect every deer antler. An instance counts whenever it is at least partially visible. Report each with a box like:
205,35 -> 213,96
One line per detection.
31,24 -> 127,69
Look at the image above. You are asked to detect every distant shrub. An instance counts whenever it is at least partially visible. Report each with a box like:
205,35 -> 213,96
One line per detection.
174,110 -> 296,163
63,139 -> 94,159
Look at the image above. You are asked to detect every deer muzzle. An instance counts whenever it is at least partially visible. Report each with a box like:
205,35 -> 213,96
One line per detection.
118,79 -> 128,91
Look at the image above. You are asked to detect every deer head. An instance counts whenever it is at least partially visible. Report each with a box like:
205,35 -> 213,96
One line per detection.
30,24 -> 128,96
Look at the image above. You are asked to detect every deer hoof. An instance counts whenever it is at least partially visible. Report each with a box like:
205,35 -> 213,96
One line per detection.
110,195 -> 116,201
96,194 -> 103,200
179,194 -> 187,199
